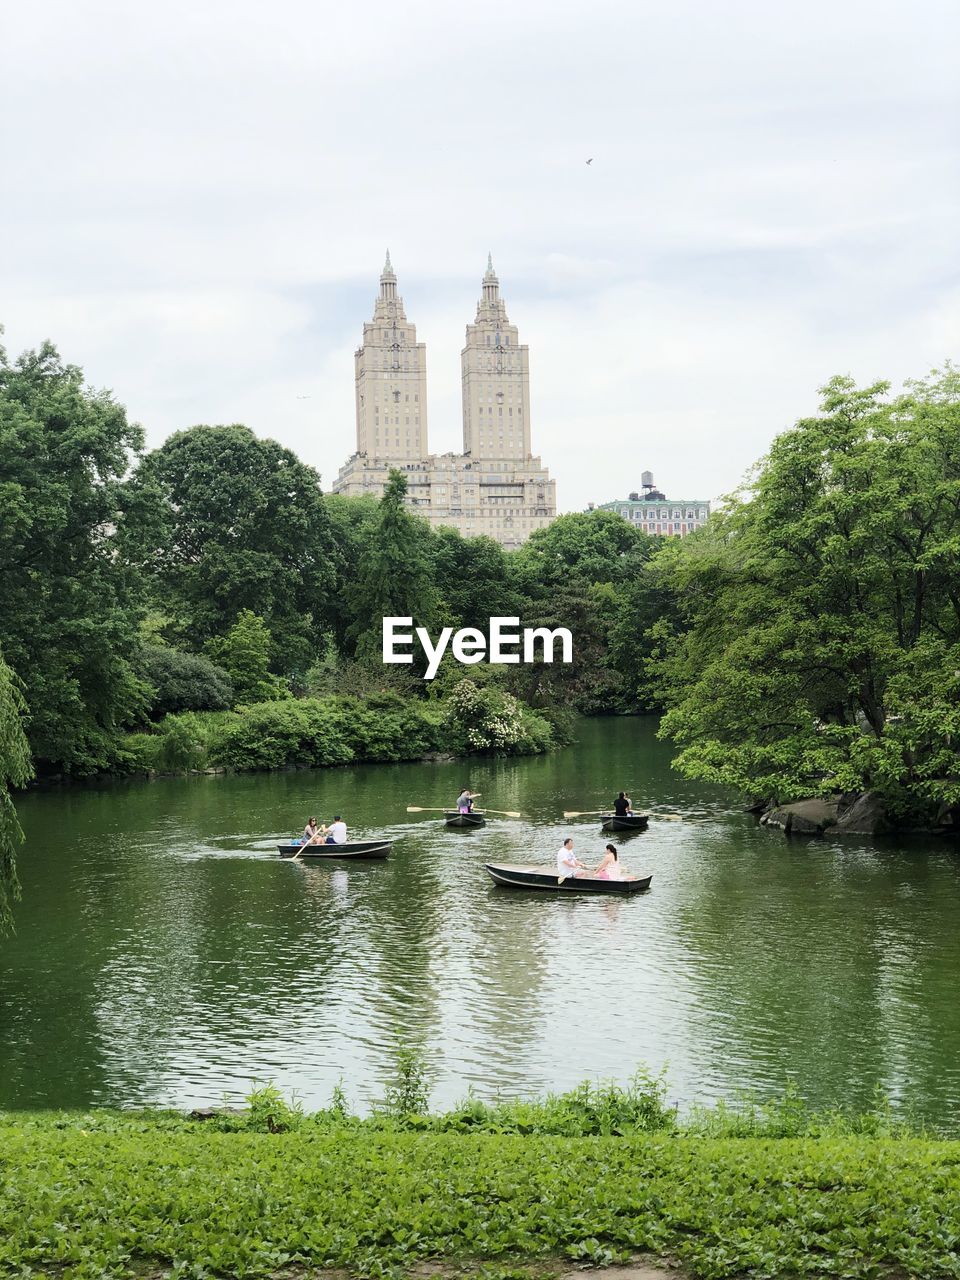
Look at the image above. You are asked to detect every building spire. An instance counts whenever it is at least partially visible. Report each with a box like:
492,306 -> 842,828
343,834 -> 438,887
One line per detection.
379,249 -> 398,302
481,252 -> 500,306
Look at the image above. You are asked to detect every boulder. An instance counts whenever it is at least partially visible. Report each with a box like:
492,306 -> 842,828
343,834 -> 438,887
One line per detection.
833,790 -> 890,835
760,797 -> 838,836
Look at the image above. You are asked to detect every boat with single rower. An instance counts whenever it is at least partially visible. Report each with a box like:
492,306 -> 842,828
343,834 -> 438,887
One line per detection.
445,810 -> 487,828
600,813 -> 650,833
485,863 -> 652,893
277,840 -> 392,859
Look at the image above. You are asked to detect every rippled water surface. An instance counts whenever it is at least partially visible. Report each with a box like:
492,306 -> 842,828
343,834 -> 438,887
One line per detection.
4,718 -> 960,1121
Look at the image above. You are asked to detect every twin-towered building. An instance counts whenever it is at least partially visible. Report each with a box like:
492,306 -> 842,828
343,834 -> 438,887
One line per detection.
333,253 -> 556,548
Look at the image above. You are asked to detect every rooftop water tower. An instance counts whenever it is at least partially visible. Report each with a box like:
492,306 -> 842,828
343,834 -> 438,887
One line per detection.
641,470 -> 665,501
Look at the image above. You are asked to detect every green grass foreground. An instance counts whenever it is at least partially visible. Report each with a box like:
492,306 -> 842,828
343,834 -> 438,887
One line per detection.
2,1111 -> 960,1279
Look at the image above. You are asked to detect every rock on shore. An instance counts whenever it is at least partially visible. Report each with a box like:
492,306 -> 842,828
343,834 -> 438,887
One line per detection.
760,797 -> 839,836
760,791 -> 897,837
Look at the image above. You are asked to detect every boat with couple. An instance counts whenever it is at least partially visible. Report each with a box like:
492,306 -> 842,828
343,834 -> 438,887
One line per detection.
485,837 -> 652,894
277,814 -> 393,859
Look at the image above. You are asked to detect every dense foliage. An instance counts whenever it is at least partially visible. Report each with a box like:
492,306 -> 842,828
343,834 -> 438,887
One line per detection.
0,342 -> 147,774
135,643 -> 234,717
0,649 -> 31,934
124,423 -> 338,680
650,368 -> 960,824
1,1094 -> 956,1278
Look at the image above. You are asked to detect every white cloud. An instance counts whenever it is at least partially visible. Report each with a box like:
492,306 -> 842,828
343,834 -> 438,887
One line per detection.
1,0 -> 958,510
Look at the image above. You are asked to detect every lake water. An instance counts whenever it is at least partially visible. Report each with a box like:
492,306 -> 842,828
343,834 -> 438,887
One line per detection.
4,717 -> 960,1124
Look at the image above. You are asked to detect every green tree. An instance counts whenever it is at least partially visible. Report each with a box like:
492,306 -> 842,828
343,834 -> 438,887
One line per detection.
431,528 -> 521,630
348,471 -> 438,662
512,508 -> 654,591
126,425 -> 337,679
208,610 -> 286,705
508,511 -> 660,714
0,341 -> 147,773
0,649 -> 32,934
322,493 -> 382,654
653,368 -> 960,822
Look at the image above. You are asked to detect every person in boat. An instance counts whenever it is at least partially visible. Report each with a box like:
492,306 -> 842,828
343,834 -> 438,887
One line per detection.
456,788 -> 478,814
557,837 -> 586,879
325,815 -> 348,844
301,817 -> 320,845
613,792 -> 633,817
594,842 -> 623,880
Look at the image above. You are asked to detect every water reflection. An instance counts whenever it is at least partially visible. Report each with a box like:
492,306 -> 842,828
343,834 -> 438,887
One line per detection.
3,719 -> 960,1124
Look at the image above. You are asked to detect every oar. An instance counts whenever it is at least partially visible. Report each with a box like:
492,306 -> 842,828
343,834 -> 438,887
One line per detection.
406,805 -> 523,819
287,824 -> 330,858
563,808 -> 686,822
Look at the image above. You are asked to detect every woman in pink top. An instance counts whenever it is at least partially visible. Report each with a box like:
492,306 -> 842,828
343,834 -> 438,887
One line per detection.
593,843 -> 623,880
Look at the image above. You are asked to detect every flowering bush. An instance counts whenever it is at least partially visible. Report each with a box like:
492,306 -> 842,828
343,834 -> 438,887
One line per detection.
445,680 -> 554,756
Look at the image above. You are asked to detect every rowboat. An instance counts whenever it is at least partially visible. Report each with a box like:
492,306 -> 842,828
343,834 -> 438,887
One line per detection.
277,841 -> 392,859
485,863 -> 652,893
600,813 -> 650,833
445,810 -> 486,828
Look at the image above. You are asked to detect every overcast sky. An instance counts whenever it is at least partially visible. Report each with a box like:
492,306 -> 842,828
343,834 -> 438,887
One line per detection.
2,0 -> 958,510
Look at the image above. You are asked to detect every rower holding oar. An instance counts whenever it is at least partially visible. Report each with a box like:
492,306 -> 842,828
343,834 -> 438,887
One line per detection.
456,787 -> 480,814
406,797 -> 524,824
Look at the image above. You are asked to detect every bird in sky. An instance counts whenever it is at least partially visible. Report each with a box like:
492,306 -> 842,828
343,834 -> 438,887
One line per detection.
585,158 -> 593,165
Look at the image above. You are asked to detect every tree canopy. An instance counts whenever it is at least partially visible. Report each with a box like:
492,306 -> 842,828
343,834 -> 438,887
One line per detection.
652,368 -> 960,821
0,341 -> 147,773
347,471 -> 438,663
0,648 -> 32,934
126,424 -> 338,679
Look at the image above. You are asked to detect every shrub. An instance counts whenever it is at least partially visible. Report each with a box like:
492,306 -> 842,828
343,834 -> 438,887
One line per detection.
341,692 -> 441,761
444,680 -> 554,756
378,1046 -> 431,1118
243,1082 -> 303,1133
466,1069 -> 676,1137
137,644 -> 234,717
208,698 -> 354,771
155,713 -> 210,772
113,732 -> 161,774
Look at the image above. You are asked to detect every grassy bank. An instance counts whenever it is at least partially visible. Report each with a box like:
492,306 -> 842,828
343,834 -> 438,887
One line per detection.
2,1084 -> 958,1279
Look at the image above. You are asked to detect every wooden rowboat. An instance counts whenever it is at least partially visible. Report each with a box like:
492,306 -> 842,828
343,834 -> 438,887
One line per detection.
277,841 -> 392,859
600,813 -> 650,833
485,863 -> 652,893
445,810 -> 486,828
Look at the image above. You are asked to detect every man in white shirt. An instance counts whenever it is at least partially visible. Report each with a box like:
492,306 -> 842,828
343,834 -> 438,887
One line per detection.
557,838 -> 585,879
326,816 -> 348,844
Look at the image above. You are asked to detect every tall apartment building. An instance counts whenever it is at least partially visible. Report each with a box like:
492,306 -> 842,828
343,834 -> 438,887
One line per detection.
333,254 -> 556,549
353,250 -> 428,461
